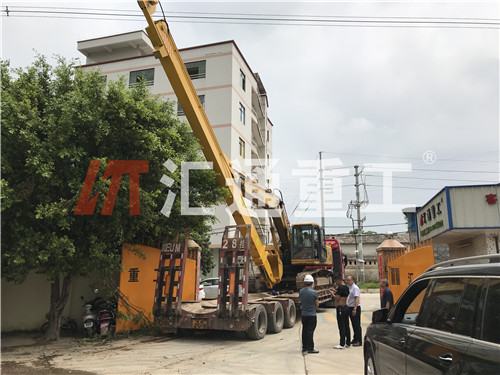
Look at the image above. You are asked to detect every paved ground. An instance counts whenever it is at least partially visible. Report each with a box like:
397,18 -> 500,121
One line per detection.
1,293 -> 381,375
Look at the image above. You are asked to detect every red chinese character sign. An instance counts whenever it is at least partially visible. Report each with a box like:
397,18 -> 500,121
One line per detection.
486,194 -> 497,205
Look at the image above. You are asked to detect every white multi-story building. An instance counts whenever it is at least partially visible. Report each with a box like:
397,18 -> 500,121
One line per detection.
77,31 -> 275,274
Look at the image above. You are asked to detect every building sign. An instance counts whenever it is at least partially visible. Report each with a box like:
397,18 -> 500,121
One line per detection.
486,194 -> 498,205
417,190 -> 450,241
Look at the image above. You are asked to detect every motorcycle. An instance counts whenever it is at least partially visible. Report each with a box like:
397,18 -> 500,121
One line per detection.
97,306 -> 115,337
82,296 -> 116,338
40,314 -> 77,334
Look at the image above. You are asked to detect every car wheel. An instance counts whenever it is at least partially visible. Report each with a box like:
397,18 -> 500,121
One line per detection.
246,305 -> 267,340
267,302 -> 284,334
364,349 -> 377,375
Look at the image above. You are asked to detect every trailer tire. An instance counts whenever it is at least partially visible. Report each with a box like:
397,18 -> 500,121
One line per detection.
246,305 -> 267,340
283,299 -> 296,328
267,302 -> 284,334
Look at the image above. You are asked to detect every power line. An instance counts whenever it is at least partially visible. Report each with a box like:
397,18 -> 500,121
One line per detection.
366,184 -> 449,191
364,174 -> 498,183
2,8 -> 499,29
10,6 -> 500,23
322,150 -> 499,164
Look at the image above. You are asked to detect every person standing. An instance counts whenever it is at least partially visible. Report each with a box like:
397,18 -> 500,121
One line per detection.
380,278 -> 394,310
299,274 -> 319,354
346,275 -> 362,346
331,274 -> 350,349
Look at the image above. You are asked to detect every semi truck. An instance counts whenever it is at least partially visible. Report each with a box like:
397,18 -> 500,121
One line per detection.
138,0 -> 344,339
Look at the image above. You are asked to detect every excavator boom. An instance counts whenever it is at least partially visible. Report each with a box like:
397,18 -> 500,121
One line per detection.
137,1 -> 282,287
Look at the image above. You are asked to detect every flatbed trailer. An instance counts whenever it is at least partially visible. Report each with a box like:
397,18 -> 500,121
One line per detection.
154,226 -> 296,339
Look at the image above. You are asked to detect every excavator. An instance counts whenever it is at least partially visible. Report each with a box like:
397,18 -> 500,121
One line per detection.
137,1 -> 343,301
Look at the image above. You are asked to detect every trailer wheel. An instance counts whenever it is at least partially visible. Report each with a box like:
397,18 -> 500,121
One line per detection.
283,299 -> 296,328
246,305 -> 267,340
267,302 -> 284,334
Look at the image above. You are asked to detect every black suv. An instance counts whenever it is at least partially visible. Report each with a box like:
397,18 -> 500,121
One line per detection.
364,254 -> 500,375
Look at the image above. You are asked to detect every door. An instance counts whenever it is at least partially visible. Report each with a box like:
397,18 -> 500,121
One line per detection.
373,279 -> 430,375
405,277 -> 477,375
463,278 -> 500,374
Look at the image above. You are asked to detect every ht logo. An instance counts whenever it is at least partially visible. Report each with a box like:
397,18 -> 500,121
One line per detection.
74,160 -> 148,215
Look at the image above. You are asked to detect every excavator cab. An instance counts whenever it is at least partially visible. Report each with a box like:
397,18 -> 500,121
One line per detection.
291,224 -> 327,264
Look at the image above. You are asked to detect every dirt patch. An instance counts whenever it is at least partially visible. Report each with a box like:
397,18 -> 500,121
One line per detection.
1,361 -> 97,375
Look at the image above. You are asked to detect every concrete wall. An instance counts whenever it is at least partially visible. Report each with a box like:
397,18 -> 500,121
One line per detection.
330,233 -> 410,283
2,272 -> 112,332
449,232 -> 500,259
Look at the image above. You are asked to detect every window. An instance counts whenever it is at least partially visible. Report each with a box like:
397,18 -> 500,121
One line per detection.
177,95 -> 205,116
391,268 -> 400,285
129,68 -> 154,87
267,130 -> 270,142
267,154 -> 270,166
240,69 -> 246,91
239,103 -> 245,124
455,278 -> 483,337
239,138 -> 245,158
481,279 -> 500,344
391,279 -> 429,325
185,60 -> 206,79
418,278 -> 466,333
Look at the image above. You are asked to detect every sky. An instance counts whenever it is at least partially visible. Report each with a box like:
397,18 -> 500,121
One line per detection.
2,1 -> 499,236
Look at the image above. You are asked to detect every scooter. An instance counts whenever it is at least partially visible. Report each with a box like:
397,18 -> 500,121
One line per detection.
82,296 -> 107,338
97,306 -> 115,337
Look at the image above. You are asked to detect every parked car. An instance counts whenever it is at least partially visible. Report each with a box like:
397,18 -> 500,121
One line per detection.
200,277 -> 243,299
200,277 -> 219,299
364,254 -> 500,375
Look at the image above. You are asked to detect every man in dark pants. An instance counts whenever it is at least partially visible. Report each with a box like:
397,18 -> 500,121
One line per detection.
346,275 -> 362,346
299,274 -> 319,354
331,274 -> 350,349
380,278 -> 394,310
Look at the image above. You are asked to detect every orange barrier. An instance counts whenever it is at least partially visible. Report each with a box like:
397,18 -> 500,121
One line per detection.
387,242 -> 434,302
116,243 -> 197,332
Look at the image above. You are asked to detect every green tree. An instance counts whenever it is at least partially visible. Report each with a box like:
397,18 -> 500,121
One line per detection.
1,56 -> 226,340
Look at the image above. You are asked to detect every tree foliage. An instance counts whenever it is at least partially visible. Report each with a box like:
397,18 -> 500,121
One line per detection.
1,56 -> 226,338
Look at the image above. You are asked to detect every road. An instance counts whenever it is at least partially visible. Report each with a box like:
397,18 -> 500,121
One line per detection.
1,293 -> 381,375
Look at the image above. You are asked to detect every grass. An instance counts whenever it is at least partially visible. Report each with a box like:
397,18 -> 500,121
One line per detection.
357,282 -> 380,289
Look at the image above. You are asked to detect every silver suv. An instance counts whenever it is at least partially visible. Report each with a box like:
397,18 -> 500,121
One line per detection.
364,254 -> 500,375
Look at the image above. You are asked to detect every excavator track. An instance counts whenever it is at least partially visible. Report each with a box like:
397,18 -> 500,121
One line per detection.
296,269 -> 335,303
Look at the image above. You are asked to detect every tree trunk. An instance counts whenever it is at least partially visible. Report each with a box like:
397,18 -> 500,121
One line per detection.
45,275 -> 72,341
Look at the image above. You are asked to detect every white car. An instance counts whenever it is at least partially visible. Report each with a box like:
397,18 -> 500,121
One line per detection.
200,278 -> 219,299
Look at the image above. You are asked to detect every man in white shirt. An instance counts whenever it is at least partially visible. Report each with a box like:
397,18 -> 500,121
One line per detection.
346,275 -> 362,346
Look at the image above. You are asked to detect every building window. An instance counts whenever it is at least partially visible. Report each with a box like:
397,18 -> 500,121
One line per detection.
129,68 -> 154,87
239,103 -> 245,124
267,154 -> 270,166
177,95 -> 205,116
239,138 -> 245,158
267,130 -> 269,142
240,69 -> 246,91
185,60 -> 206,79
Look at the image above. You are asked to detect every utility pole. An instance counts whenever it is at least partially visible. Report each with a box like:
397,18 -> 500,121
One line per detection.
354,165 -> 365,283
319,151 -> 325,231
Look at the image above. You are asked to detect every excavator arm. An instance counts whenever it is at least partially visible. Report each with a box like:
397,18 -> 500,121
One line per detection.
137,1 -> 285,287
